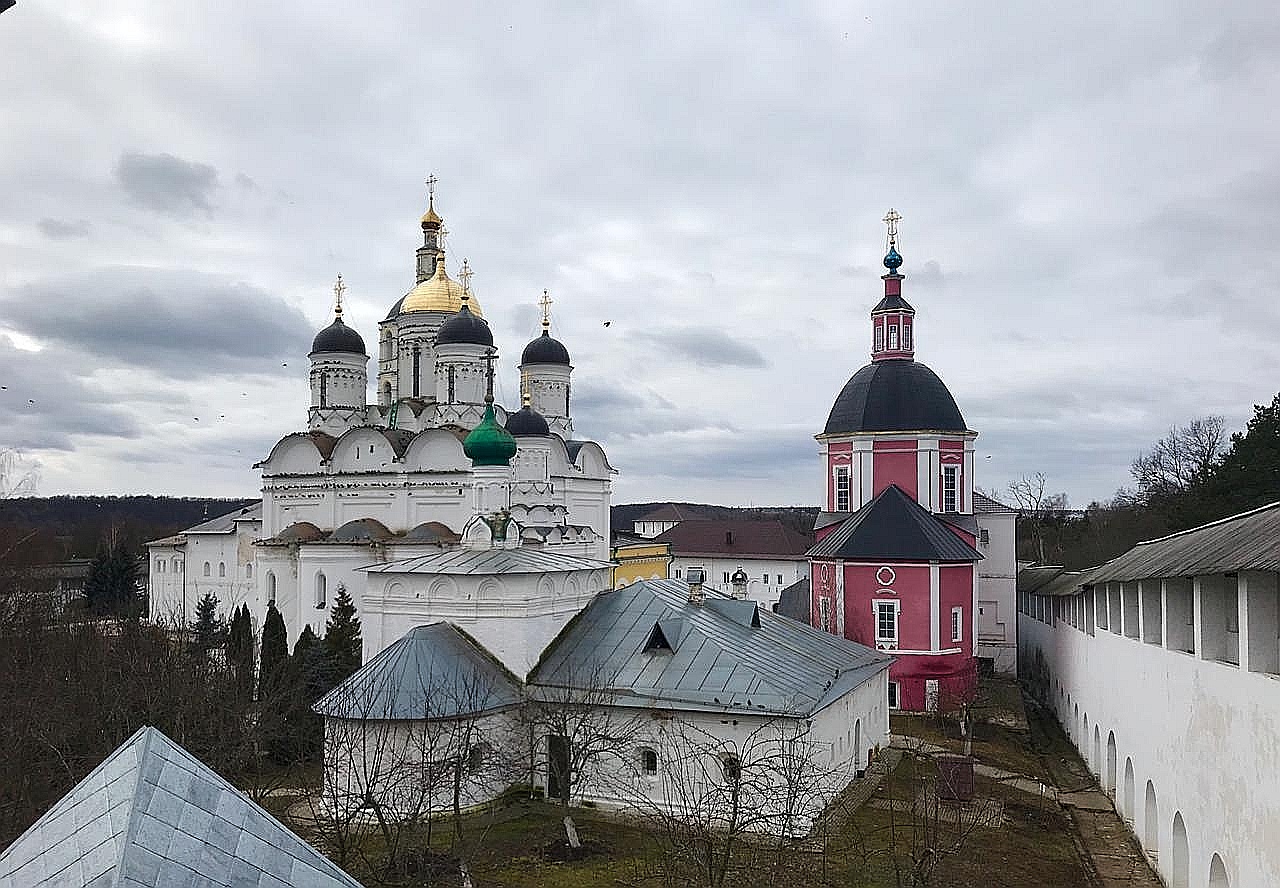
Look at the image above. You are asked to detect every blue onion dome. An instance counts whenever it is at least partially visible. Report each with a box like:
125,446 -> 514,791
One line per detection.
310,317 -> 366,355
883,245 -> 903,273
505,394 -> 550,436
521,329 -> 571,365
463,401 -> 518,466
436,297 -> 493,347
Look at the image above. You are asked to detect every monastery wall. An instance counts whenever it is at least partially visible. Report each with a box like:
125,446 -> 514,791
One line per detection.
1019,609 -> 1279,888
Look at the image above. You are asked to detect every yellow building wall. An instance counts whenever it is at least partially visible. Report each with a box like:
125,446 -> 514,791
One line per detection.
611,542 -> 672,588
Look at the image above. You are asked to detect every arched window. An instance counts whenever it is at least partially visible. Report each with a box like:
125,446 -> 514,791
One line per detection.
1172,812 -> 1189,888
1144,781 -> 1158,853
1209,853 -> 1229,888
173,557 -> 180,572
218,562 -> 226,578
1106,732 -> 1117,795
467,742 -> 491,773
315,572 -> 327,609
1123,758 -> 1135,822
203,561 -> 211,577
640,747 -> 658,776
266,571 -> 276,605
245,563 -> 253,578
156,559 -> 164,573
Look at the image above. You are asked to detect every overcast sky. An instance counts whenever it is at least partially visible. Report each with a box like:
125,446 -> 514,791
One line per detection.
1,2 -> 1277,508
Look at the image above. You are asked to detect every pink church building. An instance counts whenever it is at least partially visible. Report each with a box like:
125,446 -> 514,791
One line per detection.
808,212 -> 983,712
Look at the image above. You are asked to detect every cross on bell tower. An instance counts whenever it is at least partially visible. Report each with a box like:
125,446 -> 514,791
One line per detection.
871,209 -> 914,362
333,273 -> 346,320
539,289 -> 553,331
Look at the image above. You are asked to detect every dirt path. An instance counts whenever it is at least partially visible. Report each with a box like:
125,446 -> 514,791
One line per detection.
1025,699 -> 1163,888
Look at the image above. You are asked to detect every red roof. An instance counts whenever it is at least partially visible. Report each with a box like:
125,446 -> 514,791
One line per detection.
653,519 -> 812,559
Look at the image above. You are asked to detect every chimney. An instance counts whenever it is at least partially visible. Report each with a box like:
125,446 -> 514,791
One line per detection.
687,566 -> 706,604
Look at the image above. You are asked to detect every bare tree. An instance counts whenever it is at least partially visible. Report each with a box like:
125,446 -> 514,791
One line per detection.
620,714 -> 854,888
0,447 -> 38,500
1129,416 -> 1226,503
1007,473 -> 1070,563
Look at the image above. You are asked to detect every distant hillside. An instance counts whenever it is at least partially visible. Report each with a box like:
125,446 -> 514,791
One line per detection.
613,502 -> 819,540
0,496 -> 258,561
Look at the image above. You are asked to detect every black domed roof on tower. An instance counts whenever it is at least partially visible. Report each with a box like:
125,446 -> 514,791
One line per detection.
310,317 -> 366,356
436,303 -> 493,347
505,397 -> 551,436
521,330 -> 571,365
824,360 -> 967,435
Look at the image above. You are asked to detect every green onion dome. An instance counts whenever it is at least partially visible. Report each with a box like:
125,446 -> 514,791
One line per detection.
463,401 -> 517,466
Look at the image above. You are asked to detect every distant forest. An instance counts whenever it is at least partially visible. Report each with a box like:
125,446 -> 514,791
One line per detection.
0,496 -> 257,561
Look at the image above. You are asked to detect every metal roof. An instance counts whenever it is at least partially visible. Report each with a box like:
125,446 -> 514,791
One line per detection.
182,501 -> 263,535
528,579 -> 892,718
1016,565 -> 1094,597
1087,501 -> 1280,583
315,623 -> 523,721
807,484 -> 983,563
366,547 -> 613,576
652,519 -> 812,559
973,491 -> 1017,514
823,360 -> 969,436
0,726 -> 362,888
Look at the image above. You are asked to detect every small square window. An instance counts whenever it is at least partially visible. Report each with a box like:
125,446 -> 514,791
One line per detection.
979,528 -> 990,547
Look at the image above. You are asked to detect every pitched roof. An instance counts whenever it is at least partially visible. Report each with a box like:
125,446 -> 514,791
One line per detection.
0,726 -> 362,888
1017,565 -> 1094,596
315,622 -> 523,720
973,491 -> 1017,514
807,485 -> 983,563
182,501 -> 263,534
365,548 -> 613,576
1086,500 -> 1280,583
634,503 -> 713,524
652,519 -> 812,559
528,579 -> 892,717
774,577 -> 812,623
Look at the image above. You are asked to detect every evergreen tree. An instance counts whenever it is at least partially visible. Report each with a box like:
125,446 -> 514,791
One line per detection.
192,593 -> 223,652
1189,393 -> 1280,526
257,603 -> 288,699
289,624 -> 328,760
226,604 -> 255,698
83,537 -> 140,617
323,584 -> 362,681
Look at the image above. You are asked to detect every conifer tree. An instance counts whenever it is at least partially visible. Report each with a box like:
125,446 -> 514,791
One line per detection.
84,537 -> 140,617
226,604 -> 255,698
193,593 -> 222,652
257,602 -> 288,699
323,584 -> 362,681
290,624 -> 327,760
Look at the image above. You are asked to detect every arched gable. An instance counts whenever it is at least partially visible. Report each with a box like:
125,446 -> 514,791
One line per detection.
546,436 -> 574,476
404,428 -> 469,472
258,432 -> 333,476
571,441 -> 612,478
331,427 -> 400,473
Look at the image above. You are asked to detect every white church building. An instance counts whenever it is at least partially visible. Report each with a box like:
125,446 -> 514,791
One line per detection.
146,187 -> 895,833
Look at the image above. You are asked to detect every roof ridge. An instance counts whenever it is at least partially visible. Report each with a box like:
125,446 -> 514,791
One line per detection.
1133,499 -> 1280,547
113,726 -> 161,887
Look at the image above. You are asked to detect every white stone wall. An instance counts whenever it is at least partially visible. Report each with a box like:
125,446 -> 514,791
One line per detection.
147,521 -> 261,626
1019,578 -> 1280,888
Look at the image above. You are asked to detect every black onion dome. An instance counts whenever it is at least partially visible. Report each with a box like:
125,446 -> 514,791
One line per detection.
310,317 -> 366,355
521,330 -> 571,365
505,404 -> 550,436
824,360 -> 967,435
436,305 -> 493,347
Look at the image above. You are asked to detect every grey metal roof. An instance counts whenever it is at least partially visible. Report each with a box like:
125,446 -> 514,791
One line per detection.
1017,565 -> 1094,597
528,579 -> 892,718
774,577 -> 811,623
823,360 -> 969,435
973,491 -> 1017,514
315,623 -> 523,721
183,501 -> 264,535
366,547 -> 613,576
808,485 -> 983,563
1086,501 -> 1280,583
0,726 -> 362,888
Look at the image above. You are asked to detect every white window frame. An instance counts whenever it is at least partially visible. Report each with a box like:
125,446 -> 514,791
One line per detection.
874,324 -> 884,351
834,465 -> 851,512
951,606 -> 963,643
640,746 -> 658,777
819,596 -> 832,632
315,572 -> 327,609
942,465 -> 959,513
887,324 -> 899,349
902,323 -> 912,350
874,599 -> 900,645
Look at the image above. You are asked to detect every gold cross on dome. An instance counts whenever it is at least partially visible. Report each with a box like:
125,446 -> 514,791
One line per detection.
333,273 -> 346,318
459,258 -> 474,292
539,289 -> 552,329
883,208 -> 902,245
425,174 -> 438,201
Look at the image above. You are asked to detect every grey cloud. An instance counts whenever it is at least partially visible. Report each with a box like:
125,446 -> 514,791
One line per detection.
116,152 -> 219,217
632,326 -> 767,369
37,218 -> 91,240
0,267 -> 312,377
0,338 -> 143,451
614,426 -> 815,484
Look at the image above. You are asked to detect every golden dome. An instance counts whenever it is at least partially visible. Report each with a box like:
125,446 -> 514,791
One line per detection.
400,256 -> 484,316
421,203 -> 442,229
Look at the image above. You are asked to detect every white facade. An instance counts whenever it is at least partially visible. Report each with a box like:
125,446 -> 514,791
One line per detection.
1021,572 -> 1280,888
668,556 -> 806,612
147,506 -> 261,625
974,506 -> 1017,673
